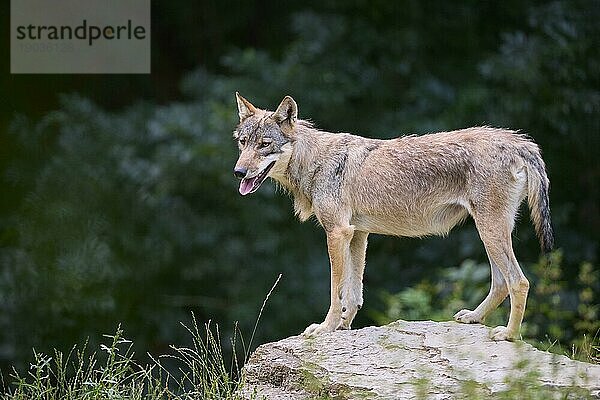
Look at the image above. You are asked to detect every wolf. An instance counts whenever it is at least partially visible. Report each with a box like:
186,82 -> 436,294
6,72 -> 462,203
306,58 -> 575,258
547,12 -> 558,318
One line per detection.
232,93 -> 553,341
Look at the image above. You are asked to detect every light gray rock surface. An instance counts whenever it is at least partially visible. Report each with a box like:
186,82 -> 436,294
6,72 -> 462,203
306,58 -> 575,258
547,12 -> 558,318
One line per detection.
241,320 -> 600,399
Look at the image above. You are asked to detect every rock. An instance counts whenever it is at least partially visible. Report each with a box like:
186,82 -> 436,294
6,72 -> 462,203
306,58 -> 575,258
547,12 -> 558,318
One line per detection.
240,320 -> 600,399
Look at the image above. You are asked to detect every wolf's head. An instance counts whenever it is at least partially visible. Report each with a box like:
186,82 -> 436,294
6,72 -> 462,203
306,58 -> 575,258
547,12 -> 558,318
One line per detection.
232,93 -> 297,195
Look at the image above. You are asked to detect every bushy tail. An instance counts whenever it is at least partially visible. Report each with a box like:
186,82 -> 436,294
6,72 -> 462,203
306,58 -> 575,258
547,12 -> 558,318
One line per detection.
523,148 -> 554,254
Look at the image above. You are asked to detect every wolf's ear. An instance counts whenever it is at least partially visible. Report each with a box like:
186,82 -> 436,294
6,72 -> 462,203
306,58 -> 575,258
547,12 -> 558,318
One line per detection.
272,96 -> 298,127
236,92 -> 257,121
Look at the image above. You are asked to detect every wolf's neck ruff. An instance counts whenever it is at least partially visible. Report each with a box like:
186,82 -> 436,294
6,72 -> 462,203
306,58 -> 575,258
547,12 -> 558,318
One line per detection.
274,128 -> 324,221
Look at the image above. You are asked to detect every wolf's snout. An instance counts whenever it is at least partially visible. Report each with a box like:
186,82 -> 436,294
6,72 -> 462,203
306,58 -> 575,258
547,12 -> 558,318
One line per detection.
233,166 -> 247,179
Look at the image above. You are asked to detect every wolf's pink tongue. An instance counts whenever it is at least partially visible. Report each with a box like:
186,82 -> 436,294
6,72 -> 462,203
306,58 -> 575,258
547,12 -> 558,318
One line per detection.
239,177 -> 257,196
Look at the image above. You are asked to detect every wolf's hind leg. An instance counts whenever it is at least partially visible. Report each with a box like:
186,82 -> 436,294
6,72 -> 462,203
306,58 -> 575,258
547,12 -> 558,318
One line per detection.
454,258 -> 508,324
339,231 -> 368,329
303,224 -> 354,336
476,220 -> 529,341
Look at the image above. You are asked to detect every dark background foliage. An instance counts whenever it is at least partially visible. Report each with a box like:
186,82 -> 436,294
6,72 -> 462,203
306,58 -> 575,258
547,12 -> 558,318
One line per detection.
0,0 -> 598,371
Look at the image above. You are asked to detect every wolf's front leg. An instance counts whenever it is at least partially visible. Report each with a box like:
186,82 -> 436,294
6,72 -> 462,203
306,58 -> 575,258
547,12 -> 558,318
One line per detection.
303,224 -> 354,336
339,231 -> 369,329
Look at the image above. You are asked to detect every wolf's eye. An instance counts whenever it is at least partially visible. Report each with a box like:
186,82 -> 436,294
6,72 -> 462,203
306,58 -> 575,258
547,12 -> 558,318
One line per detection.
260,141 -> 272,148
239,138 -> 247,146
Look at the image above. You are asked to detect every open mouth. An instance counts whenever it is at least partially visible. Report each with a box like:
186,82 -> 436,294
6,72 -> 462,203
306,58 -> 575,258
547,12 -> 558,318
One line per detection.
239,161 -> 276,196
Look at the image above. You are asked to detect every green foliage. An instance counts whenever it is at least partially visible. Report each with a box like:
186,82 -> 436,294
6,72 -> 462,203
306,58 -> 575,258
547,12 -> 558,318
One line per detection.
1,94 -> 324,368
576,262 -> 599,336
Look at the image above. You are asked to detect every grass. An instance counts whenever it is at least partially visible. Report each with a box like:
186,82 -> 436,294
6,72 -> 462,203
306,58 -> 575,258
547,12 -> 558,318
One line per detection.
534,329 -> 600,366
1,274 -> 284,400
1,319 -> 243,400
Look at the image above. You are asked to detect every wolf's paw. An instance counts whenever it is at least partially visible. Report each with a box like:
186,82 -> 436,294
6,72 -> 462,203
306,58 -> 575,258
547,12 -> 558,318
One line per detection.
490,325 -> 519,341
453,309 -> 483,324
302,322 -> 336,337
